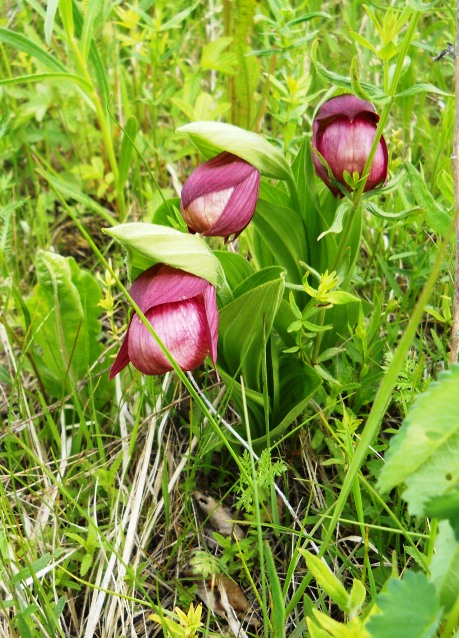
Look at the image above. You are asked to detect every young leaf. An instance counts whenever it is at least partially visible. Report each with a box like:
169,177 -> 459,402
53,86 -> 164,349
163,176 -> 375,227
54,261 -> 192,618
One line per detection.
299,550 -> 350,612
365,572 -> 442,638
378,365 -> 459,530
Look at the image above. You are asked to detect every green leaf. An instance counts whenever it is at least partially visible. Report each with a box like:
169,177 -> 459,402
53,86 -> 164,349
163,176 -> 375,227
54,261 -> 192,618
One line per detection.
430,521 -> 459,612
44,0 -> 59,45
80,0 -> 101,62
0,27 -> 67,72
200,37 -> 237,75
177,121 -> 291,181
214,250 -> 255,295
264,543 -> 285,637
396,83 -> 452,99
310,40 -> 388,102
300,551 -> 350,612
405,163 -> 452,235
252,197 -> 306,284
317,201 -> 349,241
424,490 -> 459,538
26,251 -> 105,399
218,272 -> 285,390
378,365 -> 459,525
365,572 -> 442,638
103,223 -> 224,287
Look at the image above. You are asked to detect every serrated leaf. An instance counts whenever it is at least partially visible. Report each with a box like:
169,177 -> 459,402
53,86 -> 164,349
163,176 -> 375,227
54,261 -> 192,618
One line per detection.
218,272 -> 285,389
365,572 -> 442,638
177,121 -> 291,180
378,365 -> 459,524
103,223 -> 224,287
430,520 -> 459,611
26,251 -> 105,400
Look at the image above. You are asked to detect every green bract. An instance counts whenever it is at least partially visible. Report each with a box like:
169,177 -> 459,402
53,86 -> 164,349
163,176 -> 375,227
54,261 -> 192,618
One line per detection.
177,121 -> 292,181
103,223 -> 224,287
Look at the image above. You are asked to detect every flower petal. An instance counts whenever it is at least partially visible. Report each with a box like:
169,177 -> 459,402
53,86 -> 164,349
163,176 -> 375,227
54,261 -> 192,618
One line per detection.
130,264 -> 211,313
109,329 -> 131,380
314,94 -> 379,124
128,298 -> 211,375
180,152 -> 259,209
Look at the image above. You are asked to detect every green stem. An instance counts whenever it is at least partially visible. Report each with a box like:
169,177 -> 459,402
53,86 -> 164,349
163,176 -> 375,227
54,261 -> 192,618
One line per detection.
319,215 -> 454,557
353,10 -> 421,207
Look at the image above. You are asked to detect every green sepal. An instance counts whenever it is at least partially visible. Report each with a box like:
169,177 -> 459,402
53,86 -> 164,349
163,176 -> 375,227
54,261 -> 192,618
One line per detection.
177,120 -> 292,181
103,223 -> 224,287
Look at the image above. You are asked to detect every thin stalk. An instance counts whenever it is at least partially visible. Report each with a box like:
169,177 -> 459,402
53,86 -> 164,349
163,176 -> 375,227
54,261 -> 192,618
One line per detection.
450,0 -> 459,363
354,10 -> 421,207
319,215 -> 454,557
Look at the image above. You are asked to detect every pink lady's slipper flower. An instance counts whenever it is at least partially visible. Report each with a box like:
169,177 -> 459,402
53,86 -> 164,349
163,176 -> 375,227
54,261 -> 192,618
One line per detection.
312,94 -> 388,197
180,152 -> 260,240
109,264 -> 218,378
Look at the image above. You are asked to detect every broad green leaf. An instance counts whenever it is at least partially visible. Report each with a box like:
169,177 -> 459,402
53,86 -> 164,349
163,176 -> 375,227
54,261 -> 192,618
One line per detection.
300,551 -> 350,612
424,490 -> 459,538
26,251 -> 106,400
252,197 -> 306,284
214,250 -> 254,295
378,366 -> 459,525
430,521 -> 459,611
405,163 -> 452,235
252,356 -> 321,447
218,272 -> 285,389
365,572 -> 442,638
177,121 -> 291,181
103,223 -> 224,287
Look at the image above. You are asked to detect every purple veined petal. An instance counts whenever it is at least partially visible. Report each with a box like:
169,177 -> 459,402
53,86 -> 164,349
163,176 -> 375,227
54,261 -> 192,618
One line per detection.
130,264 -> 211,314
314,94 -> 379,124
201,169 -> 261,238
181,187 -> 234,234
181,152 -> 259,209
109,327 -> 131,380
127,298 -> 212,375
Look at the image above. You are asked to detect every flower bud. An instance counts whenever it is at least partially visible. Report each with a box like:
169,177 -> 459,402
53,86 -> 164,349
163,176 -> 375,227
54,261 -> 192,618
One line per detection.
109,264 -> 218,378
312,94 -> 388,197
180,152 -> 260,240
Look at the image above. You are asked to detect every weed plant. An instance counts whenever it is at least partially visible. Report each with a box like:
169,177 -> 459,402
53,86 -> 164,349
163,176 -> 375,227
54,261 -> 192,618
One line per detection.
0,1 -> 457,637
